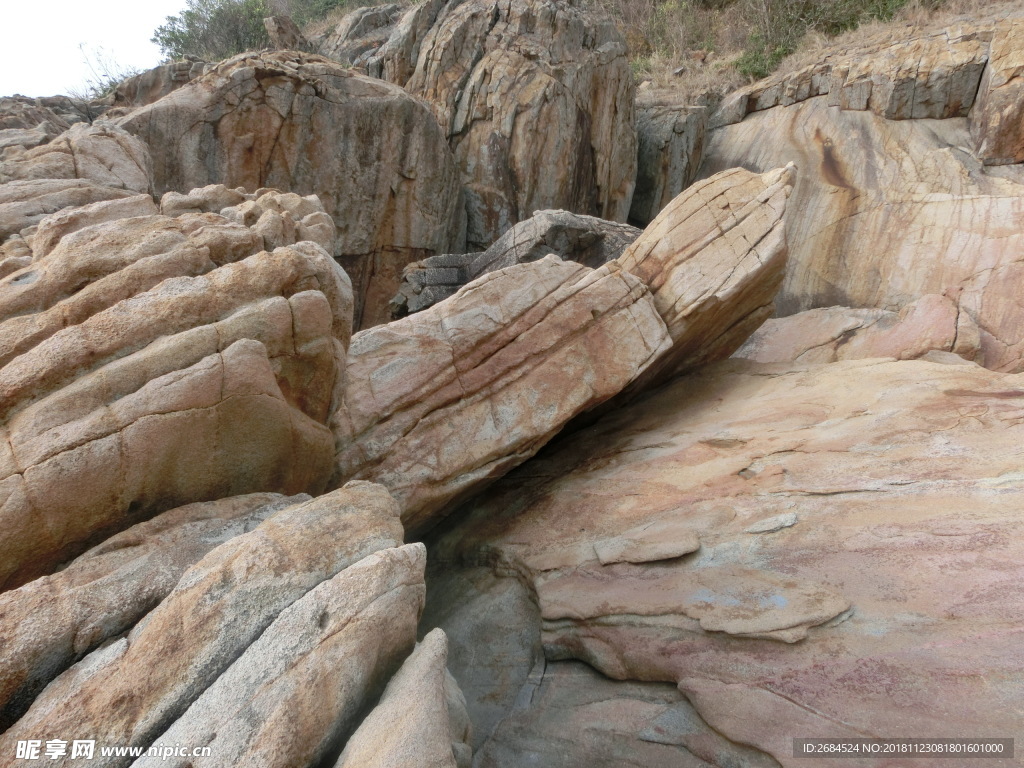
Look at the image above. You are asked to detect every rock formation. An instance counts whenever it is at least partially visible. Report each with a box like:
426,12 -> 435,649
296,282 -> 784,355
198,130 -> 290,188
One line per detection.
328,0 -> 637,249
112,60 -> 209,109
392,209 -> 641,315
117,50 -> 464,328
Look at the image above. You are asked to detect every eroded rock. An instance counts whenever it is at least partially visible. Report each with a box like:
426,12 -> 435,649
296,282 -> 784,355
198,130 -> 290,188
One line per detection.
970,17 -> 1024,164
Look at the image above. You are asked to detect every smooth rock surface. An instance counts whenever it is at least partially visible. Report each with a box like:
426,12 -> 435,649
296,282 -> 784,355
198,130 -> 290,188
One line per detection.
435,358 -> 1024,764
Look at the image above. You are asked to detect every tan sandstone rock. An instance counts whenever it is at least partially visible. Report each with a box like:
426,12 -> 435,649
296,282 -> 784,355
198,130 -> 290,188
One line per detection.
336,628 -> 472,768
616,164 -> 793,383
970,17 -> 1024,164
0,179 -> 138,241
263,15 -> 310,50
701,92 -> 1024,372
0,122 -> 152,194
112,61 -> 209,109
136,544 -> 426,768
0,214 -> 353,587
332,255 -> 671,533
0,492 -> 305,730
434,357 -> 1024,764
0,483 -> 404,767
367,0 -> 637,249
118,50 -> 464,328
735,293 -> 982,364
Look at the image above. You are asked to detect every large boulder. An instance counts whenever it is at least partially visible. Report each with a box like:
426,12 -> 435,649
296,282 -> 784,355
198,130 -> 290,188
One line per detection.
701,84 -> 1024,372
332,255 -> 671,533
362,0 -> 637,250
392,209 -> 641,315
0,190 -> 351,588
118,50 -> 464,328
112,60 -> 209,109
0,483 -> 405,767
0,492 -> 305,730
433,357 -> 1024,764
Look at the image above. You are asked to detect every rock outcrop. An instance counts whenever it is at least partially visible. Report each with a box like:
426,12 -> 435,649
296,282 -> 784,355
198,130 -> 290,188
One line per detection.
392,209 -> 641,315
433,357 -> 1024,764
112,60 -> 209,109
630,91 -> 708,226
118,50 -> 464,328
616,164 -> 793,383
354,0 -> 637,249
335,628 -> 473,768
333,255 -> 670,533
0,493 -> 305,730
0,189 -> 351,588
970,17 -> 1024,164
317,4 -> 404,66
0,122 -> 152,194
0,483 -> 405,766
735,293 -> 982,364
264,15 -> 310,50
0,178 -> 138,241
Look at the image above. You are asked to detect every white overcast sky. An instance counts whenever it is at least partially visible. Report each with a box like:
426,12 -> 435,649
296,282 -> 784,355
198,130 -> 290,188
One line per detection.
1,0 -> 189,98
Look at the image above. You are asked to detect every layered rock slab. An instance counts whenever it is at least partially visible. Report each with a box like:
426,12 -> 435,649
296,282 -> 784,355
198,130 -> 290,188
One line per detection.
331,255 -> 671,533
970,17 -> 1024,164
0,492 -> 305,730
0,200 -> 352,587
735,293 -> 982,364
365,0 -> 637,249
136,543 -> 426,768
118,50 -> 464,328
701,94 -> 1024,372
0,483 -> 404,767
434,358 -> 1024,764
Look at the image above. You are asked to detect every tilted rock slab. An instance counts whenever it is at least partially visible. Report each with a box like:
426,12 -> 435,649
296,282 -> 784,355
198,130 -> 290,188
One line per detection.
332,255 -> 671,534
118,50 -> 464,329
0,492 -> 305,730
112,60 -> 209,110
392,209 -> 641,315
735,293 -> 982,364
135,543 -> 426,768
702,92 -> 1024,372
336,628 -> 472,768
615,164 -> 793,384
0,178 -> 138,241
0,122 -> 152,194
365,0 -> 637,249
0,483 -> 403,767
970,17 -> 1024,165
0,199 -> 352,587
434,357 -> 1024,764
317,4 -> 404,67
630,90 -> 708,226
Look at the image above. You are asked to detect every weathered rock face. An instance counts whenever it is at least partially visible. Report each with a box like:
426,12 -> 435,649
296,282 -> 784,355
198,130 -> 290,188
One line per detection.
362,0 -> 637,249
970,17 -> 1024,164
112,60 -> 209,109
0,98 -> 71,134
616,164 -> 793,383
0,191 -> 351,588
631,91 -> 708,226
332,255 -> 671,533
735,293 -> 982,364
136,543 -> 426,768
264,14 -> 311,50
0,122 -> 152,194
0,178 -> 137,241
0,483 -> 405,767
433,357 -> 1024,764
117,50 -> 464,328
392,209 -> 641,315
701,93 -> 1024,372
0,492 -> 305,730
335,628 -> 473,768
318,4 -> 404,66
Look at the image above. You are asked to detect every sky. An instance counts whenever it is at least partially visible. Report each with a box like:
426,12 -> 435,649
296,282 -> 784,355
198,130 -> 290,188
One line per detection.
0,0 -> 189,98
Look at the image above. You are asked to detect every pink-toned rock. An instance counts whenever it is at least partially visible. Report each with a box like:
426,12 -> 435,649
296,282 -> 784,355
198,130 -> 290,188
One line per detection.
435,357 -> 1024,764
0,492 -> 304,730
332,255 -> 670,533
28,195 -> 159,259
0,179 -> 137,240
736,294 -> 982,364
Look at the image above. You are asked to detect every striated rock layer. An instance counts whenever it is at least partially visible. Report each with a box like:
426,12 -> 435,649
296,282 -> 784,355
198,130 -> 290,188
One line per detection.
434,357 -> 1024,765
